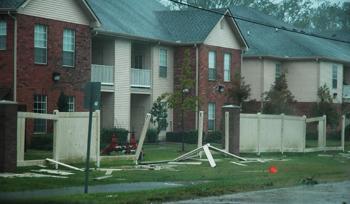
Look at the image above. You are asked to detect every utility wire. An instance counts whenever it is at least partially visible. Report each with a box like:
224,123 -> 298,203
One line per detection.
168,0 -> 350,44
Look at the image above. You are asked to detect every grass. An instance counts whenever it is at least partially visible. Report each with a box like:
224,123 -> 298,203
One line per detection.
24,149 -> 53,160
1,142 -> 350,203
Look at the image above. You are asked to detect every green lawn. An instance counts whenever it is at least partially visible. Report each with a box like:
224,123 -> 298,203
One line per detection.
1,142 -> 350,203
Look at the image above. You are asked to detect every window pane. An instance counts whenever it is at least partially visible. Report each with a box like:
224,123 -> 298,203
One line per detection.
63,51 -> 74,67
208,51 -> 216,80
0,21 -> 6,49
159,66 -> 167,78
332,65 -> 337,89
33,95 -> 47,133
275,64 -> 281,81
34,25 -> 47,64
35,48 -> 47,64
160,49 -> 167,66
224,53 -> 231,82
63,29 -> 75,67
208,103 -> 215,131
67,96 -> 75,112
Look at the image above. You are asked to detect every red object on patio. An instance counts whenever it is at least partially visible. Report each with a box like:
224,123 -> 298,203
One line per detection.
101,134 -> 118,155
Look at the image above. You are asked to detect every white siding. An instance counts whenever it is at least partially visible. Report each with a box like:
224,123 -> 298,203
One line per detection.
241,59 -> 262,100
204,16 -> 241,49
241,59 -> 280,101
319,61 -> 343,103
152,45 -> 174,133
114,39 -> 131,130
284,61 -> 319,102
19,0 -> 90,25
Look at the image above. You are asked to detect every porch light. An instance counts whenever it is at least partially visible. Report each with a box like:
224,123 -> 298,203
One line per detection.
216,85 -> 225,93
52,72 -> 61,82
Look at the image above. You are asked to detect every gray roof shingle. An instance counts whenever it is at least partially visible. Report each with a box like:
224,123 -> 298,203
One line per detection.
0,0 -> 25,10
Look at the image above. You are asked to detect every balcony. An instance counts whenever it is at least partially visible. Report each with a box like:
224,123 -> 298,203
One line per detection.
131,68 -> 151,88
91,64 -> 114,85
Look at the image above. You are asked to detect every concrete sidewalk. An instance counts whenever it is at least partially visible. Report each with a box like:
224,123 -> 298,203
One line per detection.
0,182 -> 183,200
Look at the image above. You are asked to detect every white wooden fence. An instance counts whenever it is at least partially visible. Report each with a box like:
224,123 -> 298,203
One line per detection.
239,113 -> 345,154
17,111 -> 100,167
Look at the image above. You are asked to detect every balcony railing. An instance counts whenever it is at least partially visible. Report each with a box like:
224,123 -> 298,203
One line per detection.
131,68 -> 151,88
91,64 -> 114,85
343,85 -> 350,99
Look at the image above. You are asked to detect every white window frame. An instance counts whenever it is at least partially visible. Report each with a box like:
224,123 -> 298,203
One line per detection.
208,103 -> 216,131
67,96 -> 75,112
62,28 -> 75,67
208,51 -> 216,80
224,53 -> 231,82
0,20 -> 6,50
275,63 -> 282,81
159,48 -> 167,78
34,24 -> 47,64
33,95 -> 47,133
332,65 -> 337,89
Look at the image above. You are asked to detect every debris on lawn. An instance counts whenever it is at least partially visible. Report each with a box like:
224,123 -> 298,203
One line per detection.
0,173 -> 68,179
339,153 -> 350,159
168,161 -> 202,165
230,161 -> 247,166
31,169 -> 74,176
46,158 -> 83,172
318,154 -> 333,157
94,175 -> 113,181
301,177 -> 318,185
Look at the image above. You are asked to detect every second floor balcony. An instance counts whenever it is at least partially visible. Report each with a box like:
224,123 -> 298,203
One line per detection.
91,64 -> 114,86
131,68 -> 151,88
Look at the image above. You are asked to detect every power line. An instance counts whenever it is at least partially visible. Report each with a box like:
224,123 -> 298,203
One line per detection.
167,0 -> 350,44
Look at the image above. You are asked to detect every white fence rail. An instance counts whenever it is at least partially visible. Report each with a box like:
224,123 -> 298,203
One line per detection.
131,68 -> 151,88
17,111 -> 100,167
91,64 -> 114,85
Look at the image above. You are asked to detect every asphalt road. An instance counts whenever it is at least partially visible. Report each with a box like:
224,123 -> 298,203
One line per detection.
169,180 -> 350,204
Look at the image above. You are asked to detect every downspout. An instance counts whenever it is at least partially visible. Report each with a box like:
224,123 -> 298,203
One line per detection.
8,11 -> 17,102
260,57 -> 264,111
195,44 -> 199,129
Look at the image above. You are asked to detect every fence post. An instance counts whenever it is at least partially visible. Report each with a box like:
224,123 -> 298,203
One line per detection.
96,110 -> 101,167
53,110 -> 59,169
341,115 -> 345,152
280,113 -> 285,154
224,112 -> 229,152
323,115 -> 327,150
17,114 -> 25,162
257,112 -> 261,155
302,115 -> 306,152
197,111 -> 204,148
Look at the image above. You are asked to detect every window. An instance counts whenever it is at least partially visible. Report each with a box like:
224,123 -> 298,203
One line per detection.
208,51 -> 216,80
0,20 -> 6,50
33,95 -> 47,133
332,65 -> 337,89
159,48 -> 167,78
62,29 -> 75,67
224,53 -> 231,82
67,96 -> 75,112
208,103 -> 216,131
134,55 -> 143,69
34,24 -> 47,64
275,64 -> 282,81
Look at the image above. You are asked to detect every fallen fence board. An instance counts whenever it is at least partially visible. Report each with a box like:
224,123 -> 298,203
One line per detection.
168,161 -> 202,165
208,145 -> 247,161
203,145 -> 216,168
230,161 -> 247,166
46,158 -> 83,172
31,169 -> 74,176
0,173 -> 67,179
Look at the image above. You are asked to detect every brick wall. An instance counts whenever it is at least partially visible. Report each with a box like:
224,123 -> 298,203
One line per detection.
173,45 -> 241,133
16,14 -> 91,113
0,15 -> 14,100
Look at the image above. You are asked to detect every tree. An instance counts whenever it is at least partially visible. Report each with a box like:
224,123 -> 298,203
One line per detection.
227,73 -> 251,106
57,91 -> 69,112
262,74 -> 295,114
150,94 -> 169,137
313,84 -> 339,127
167,48 -> 198,151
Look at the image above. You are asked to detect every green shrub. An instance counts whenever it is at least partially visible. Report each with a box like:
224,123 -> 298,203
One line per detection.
204,131 -> 223,143
166,130 -> 198,144
30,134 -> 53,150
100,128 -> 128,148
146,128 -> 158,143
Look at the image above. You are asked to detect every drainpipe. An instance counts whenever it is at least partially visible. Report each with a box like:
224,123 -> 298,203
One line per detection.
260,57 -> 264,111
8,11 -> 17,102
195,44 -> 199,129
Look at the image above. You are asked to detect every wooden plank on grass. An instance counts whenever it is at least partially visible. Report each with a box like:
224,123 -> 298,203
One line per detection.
134,114 -> 151,164
203,145 -> 216,168
46,158 -> 83,172
208,145 -> 247,161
